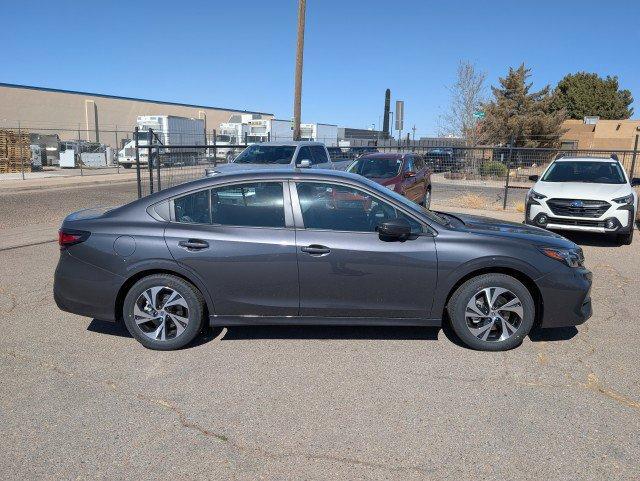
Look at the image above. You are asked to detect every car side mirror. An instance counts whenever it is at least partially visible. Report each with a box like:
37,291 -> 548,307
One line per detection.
377,219 -> 411,241
631,177 -> 640,187
529,175 -> 539,181
296,159 -> 311,168
404,171 -> 416,178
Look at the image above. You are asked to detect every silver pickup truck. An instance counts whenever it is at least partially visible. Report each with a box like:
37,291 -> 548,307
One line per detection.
206,141 -> 352,176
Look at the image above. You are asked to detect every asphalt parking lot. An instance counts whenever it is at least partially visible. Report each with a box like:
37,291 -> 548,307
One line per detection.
1,181 -> 639,480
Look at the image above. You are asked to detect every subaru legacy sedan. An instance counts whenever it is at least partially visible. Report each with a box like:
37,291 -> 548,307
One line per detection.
54,169 -> 592,351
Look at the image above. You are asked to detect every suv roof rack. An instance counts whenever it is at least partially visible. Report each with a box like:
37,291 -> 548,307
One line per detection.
610,153 -> 619,162
554,153 -> 565,160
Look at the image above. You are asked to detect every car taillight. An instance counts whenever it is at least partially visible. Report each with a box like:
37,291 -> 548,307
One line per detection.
58,230 -> 90,249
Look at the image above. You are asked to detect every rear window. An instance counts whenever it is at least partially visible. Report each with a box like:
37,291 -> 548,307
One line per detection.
174,190 -> 210,224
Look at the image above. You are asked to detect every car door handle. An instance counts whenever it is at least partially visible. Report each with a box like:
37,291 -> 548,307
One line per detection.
301,244 -> 331,256
178,239 -> 209,250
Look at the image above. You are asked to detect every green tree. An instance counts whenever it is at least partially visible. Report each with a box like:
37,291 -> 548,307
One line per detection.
552,72 -> 634,119
480,64 -> 566,148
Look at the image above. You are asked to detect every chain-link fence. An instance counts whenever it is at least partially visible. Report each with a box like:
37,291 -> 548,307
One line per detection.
135,135 -> 640,212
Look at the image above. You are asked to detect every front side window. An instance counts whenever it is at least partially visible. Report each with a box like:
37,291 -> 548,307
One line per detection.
174,189 -> 211,224
295,182 -> 422,233
233,144 -> 296,164
404,157 -> 415,172
297,146 -> 313,163
211,182 -> 285,228
541,160 -> 626,184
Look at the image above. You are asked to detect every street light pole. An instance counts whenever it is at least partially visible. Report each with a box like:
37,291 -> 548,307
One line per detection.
292,0 -> 306,141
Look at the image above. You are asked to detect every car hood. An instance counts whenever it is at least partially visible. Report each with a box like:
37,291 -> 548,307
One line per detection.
450,213 -> 575,248
535,181 -> 629,199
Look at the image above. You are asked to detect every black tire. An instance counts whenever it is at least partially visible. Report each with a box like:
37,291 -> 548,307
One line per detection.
123,274 -> 205,350
447,273 -> 535,351
122,163 -> 132,169
617,227 -> 633,246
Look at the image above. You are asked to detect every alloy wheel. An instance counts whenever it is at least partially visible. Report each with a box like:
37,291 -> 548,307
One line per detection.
133,286 -> 190,341
465,287 -> 523,342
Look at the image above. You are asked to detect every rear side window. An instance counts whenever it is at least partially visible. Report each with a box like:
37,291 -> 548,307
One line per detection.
310,146 -> 329,164
211,182 -> 285,228
174,190 -> 211,224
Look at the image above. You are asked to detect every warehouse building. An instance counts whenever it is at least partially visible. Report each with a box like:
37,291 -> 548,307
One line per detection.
0,82 -> 273,148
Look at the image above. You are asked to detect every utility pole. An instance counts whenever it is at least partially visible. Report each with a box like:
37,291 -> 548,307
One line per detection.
411,125 -> 416,142
292,0 -> 306,141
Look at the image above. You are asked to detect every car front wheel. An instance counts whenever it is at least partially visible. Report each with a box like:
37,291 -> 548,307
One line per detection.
447,273 -> 535,351
123,274 -> 205,350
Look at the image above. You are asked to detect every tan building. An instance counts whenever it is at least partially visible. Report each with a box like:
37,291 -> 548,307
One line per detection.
0,82 -> 273,147
561,117 -> 640,151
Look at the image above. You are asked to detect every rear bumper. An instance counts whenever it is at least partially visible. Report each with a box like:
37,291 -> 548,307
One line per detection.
54,250 -> 122,321
535,267 -> 592,328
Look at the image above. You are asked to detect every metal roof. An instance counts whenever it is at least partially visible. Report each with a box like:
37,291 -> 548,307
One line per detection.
0,82 -> 273,116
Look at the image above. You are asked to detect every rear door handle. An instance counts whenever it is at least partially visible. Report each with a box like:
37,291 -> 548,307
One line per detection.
178,239 -> 209,250
301,244 -> 331,256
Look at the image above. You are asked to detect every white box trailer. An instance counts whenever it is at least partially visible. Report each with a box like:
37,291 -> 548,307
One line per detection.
118,115 -> 206,168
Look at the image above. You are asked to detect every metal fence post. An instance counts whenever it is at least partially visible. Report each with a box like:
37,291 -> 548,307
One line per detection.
212,129 -> 217,167
77,129 -> 83,176
156,139 -> 161,191
135,127 -> 142,198
630,134 -> 639,178
503,142 -> 514,210
115,127 -> 120,174
18,123 -> 25,180
147,128 -> 154,194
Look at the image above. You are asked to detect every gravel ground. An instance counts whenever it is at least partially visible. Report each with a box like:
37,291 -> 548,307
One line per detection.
0,184 -> 638,480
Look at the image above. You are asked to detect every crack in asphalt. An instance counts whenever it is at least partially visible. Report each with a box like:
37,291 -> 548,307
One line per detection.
3,350 -> 435,476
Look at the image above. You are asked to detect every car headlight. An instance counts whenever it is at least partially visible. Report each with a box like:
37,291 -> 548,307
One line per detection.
612,194 -> 634,205
539,247 -> 584,268
528,190 -> 546,201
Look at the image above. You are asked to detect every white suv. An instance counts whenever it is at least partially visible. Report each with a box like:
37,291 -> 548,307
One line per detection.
525,155 -> 639,245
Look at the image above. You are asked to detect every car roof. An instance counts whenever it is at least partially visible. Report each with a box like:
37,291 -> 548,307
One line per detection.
554,156 -> 618,163
142,168 -> 368,202
254,141 -> 325,147
357,152 -> 405,159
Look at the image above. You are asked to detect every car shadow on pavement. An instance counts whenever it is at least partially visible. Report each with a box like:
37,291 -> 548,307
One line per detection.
556,230 -> 623,247
87,319 -> 131,338
220,324 -> 442,342
528,326 -> 578,342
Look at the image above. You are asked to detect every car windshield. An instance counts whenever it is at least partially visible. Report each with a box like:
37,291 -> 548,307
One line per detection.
347,157 -> 402,179
541,160 -> 626,184
233,145 -> 296,164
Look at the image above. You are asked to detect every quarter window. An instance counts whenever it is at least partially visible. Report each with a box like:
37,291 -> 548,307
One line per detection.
295,182 -> 422,233
174,189 -> 211,224
211,182 -> 285,228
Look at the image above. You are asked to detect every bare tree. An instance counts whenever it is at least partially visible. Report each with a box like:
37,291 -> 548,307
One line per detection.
438,61 -> 487,144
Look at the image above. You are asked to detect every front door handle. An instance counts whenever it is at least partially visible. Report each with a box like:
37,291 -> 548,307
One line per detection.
178,239 -> 209,250
301,244 -> 331,256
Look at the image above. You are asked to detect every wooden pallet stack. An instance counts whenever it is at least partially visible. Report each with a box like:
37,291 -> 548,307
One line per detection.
0,129 -> 31,173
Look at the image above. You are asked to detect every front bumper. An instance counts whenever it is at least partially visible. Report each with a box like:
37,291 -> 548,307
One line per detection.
526,200 -> 634,234
535,267 -> 592,328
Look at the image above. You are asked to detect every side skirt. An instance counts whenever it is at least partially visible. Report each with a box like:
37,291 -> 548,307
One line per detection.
209,315 -> 442,327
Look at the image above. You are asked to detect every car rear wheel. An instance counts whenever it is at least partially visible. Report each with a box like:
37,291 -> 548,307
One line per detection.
123,274 -> 205,350
447,273 -> 535,351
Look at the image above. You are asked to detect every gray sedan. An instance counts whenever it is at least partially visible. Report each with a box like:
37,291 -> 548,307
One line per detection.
54,169 -> 592,351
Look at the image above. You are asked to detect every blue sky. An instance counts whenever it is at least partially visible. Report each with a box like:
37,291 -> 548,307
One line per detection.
2,0 -> 639,136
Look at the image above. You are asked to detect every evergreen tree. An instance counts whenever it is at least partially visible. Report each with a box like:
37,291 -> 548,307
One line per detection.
552,72 -> 634,120
480,64 -> 566,147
